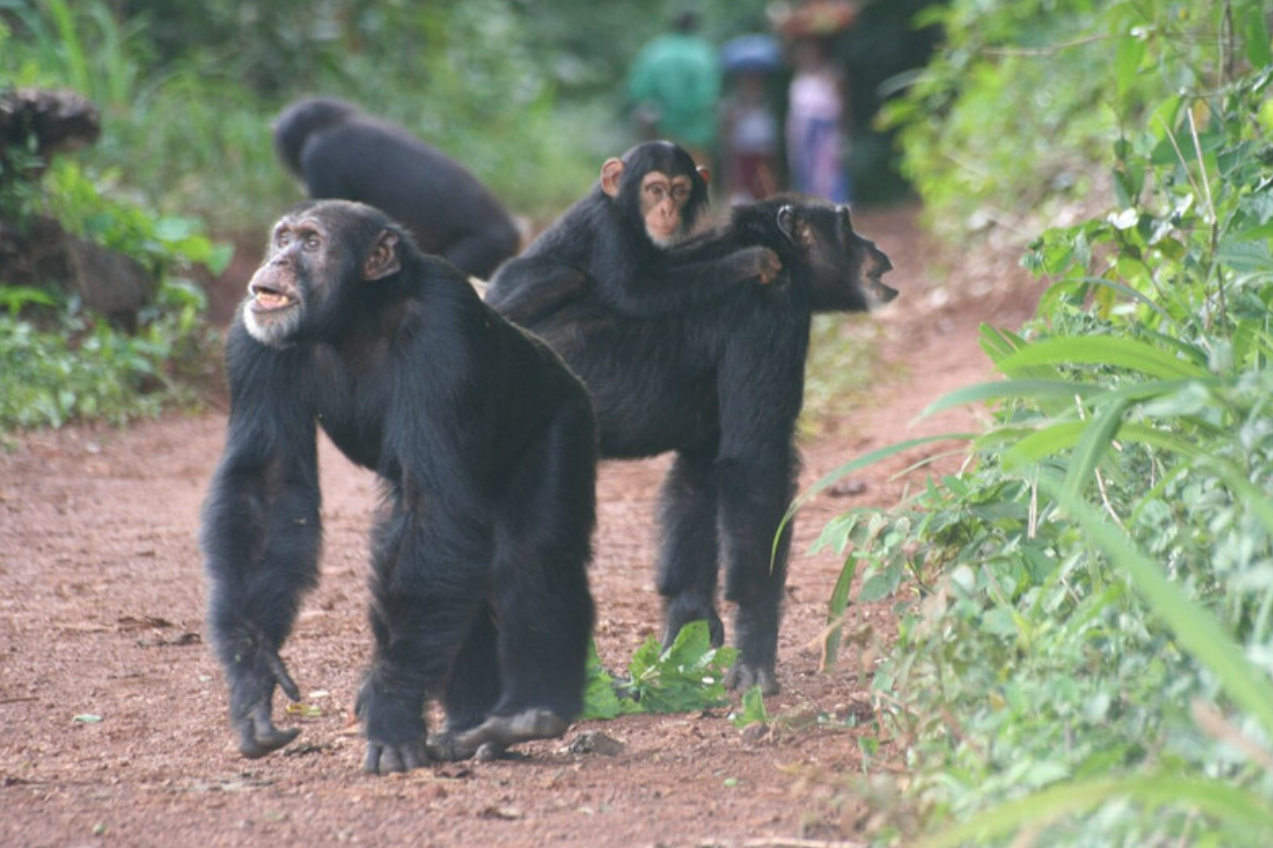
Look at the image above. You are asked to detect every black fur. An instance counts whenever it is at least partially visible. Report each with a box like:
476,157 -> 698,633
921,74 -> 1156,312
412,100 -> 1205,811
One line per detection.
486,141 -> 780,323
273,97 -> 520,279
485,190 -> 895,695
201,200 -> 596,772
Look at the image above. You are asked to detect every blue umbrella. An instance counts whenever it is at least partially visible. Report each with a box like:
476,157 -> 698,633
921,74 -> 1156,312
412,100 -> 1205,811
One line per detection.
720,34 -> 781,74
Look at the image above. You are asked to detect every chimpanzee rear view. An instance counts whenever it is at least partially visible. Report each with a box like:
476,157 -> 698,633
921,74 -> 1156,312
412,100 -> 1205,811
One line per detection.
200,199 -> 597,773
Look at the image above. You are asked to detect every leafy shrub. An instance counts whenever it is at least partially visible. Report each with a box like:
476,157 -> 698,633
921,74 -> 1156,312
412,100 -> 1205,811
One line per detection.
817,1 -> 1273,844
0,160 -> 224,433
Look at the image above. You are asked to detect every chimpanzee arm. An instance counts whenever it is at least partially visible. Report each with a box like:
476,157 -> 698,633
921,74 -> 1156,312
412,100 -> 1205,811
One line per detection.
596,244 -> 783,318
201,326 -> 322,759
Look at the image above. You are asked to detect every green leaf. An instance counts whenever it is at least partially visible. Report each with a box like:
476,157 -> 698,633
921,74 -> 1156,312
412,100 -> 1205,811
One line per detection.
823,554 -> 858,669
1061,397 -> 1129,503
730,686 -> 769,728
996,336 -> 1209,380
1114,33 -> 1145,98
920,379 -> 1099,419
1243,2 -> 1272,68
913,776 -> 1273,848
621,622 -> 736,715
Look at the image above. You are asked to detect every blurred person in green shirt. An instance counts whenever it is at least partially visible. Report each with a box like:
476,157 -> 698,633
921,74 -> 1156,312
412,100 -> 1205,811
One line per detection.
626,11 -> 722,170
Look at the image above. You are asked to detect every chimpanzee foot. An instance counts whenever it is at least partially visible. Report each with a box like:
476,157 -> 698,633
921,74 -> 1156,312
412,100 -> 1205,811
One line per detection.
431,709 -> 568,761
363,738 -> 427,774
236,703 -> 301,759
229,651 -> 303,759
724,659 -> 779,696
663,596 -> 725,649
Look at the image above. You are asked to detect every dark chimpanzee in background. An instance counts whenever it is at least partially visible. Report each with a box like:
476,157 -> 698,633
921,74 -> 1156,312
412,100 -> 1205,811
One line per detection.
272,97 -> 521,279
487,142 -> 895,695
201,200 -> 596,773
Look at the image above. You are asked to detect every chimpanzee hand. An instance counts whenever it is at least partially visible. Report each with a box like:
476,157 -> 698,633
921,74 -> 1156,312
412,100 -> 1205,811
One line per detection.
749,246 -> 784,286
229,648 -> 302,758
356,676 -> 428,774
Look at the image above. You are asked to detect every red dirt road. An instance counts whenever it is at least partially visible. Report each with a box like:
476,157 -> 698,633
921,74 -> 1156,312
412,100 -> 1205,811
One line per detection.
0,207 -> 1036,847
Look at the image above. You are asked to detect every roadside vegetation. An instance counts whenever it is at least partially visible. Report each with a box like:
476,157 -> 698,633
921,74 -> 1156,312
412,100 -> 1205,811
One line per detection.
814,1 -> 1273,844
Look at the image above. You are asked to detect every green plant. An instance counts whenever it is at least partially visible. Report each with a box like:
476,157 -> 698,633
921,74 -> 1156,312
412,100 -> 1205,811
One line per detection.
0,156 -> 223,432
581,621 -> 737,720
813,2 -> 1273,844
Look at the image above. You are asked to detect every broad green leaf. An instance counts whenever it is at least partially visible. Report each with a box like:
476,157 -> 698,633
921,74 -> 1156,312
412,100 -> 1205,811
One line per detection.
823,555 -> 858,669
1243,2 -> 1272,67
913,776 -> 1273,848
1061,397 -> 1129,503
996,336 -> 1209,380
1114,33 -> 1145,97
919,379 -> 1099,419
1003,421 -> 1087,467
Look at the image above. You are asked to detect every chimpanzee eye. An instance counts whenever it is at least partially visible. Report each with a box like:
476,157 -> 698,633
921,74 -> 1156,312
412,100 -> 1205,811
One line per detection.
275,231 -> 292,248
303,235 -> 321,251
672,186 -> 690,204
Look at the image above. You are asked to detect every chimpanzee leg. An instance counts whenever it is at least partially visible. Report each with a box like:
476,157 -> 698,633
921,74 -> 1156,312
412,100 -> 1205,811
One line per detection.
358,499 -> 491,774
656,448 -> 725,648
715,299 -> 809,695
439,605 -> 502,734
717,446 -> 798,696
435,405 -> 597,761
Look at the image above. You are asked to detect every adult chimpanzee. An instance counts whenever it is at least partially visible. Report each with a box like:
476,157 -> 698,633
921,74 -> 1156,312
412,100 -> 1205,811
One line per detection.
488,165 -> 895,694
200,200 -> 596,773
272,97 -> 520,279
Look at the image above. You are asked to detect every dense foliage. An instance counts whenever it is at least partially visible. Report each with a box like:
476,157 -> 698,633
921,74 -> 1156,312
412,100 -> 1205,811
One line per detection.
822,1 -> 1273,844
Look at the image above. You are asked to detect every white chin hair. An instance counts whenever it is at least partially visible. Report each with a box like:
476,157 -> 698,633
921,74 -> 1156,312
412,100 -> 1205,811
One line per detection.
244,308 -> 297,347
650,231 -> 686,248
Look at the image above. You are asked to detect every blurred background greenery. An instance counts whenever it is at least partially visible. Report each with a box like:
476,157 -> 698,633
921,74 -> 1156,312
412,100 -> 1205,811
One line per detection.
0,0 -> 940,431
1,0 -> 939,232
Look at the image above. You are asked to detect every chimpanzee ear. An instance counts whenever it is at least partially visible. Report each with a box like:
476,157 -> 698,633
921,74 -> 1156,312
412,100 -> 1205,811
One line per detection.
696,165 -> 711,186
600,158 -> 626,198
776,205 -> 798,243
364,230 -> 401,281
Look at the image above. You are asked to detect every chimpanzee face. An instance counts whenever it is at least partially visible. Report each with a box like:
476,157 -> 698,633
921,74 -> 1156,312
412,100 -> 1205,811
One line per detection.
638,170 -> 696,246
776,201 -> 896,312
600,141 -> 710,249
243,216 -> 324,347
243,202 -> 401,348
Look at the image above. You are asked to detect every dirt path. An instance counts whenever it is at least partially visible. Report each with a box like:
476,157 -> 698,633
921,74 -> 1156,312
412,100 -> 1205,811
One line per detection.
0,207 -> 1036,848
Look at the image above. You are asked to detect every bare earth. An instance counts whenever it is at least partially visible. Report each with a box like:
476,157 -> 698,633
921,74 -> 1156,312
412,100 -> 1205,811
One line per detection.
0,207 -> 1037,848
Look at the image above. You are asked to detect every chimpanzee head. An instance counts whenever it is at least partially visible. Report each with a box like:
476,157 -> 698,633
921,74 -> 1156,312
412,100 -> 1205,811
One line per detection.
599,141 -> 711,247
272,97 -> 361,178
736,196 -> 896,312
243,200 -> 404,348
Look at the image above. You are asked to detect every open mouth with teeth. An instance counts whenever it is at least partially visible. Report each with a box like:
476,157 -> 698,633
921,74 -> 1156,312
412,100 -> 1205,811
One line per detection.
249,284 -> 297,313
868,256 -> 898,304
